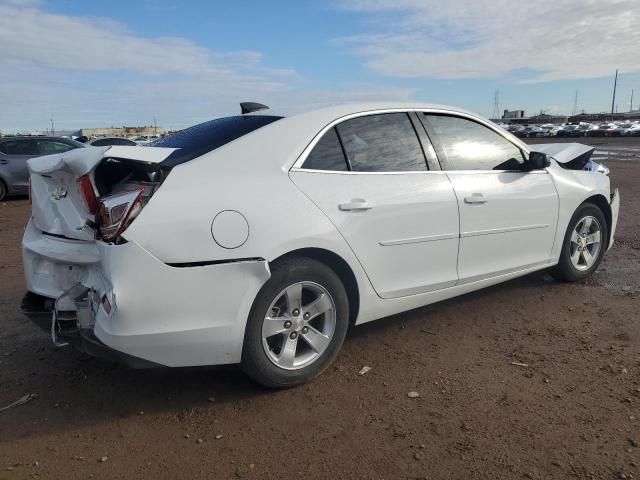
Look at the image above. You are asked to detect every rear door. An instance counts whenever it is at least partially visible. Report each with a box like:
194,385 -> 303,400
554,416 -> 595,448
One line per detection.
290,112 -> 460,299
420,113 -> 559,284
0,139 -> 39,193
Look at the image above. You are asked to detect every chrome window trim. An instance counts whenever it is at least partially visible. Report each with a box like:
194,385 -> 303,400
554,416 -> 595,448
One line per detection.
291,108 -> 530,172
289,168 -> 447,176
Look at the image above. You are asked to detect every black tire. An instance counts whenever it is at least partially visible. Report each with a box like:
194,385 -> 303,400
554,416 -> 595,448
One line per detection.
550,203 -> 608,282
241,256 -> 349,388
0,180 -> 6,201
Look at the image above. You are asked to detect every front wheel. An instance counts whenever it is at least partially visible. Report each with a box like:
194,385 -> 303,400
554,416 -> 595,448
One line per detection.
550,203 -> 608,282
241,257 -> 349,388
0,180 -> 6,201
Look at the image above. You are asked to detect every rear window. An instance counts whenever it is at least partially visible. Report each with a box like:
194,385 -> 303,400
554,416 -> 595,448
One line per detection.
91,138 -> 137,146
153,115 -> 283,167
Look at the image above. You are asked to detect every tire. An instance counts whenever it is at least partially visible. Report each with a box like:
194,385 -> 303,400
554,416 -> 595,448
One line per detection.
550,203 -> 608,282
0,180 -> 6,201
241,256 -> 349,388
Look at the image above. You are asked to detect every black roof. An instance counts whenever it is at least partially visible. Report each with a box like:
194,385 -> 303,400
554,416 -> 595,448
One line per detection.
152,115 -> 283,167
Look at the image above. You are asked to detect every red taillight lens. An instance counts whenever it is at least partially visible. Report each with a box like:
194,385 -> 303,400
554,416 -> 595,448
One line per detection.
77,175 -> 97,214
97,189 -> 144,242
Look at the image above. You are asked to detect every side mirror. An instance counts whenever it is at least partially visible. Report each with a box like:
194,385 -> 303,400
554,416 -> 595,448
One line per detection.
525,151 -> 551,171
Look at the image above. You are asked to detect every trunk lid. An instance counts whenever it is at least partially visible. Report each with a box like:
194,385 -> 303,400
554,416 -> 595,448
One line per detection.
28,146 -> 176,241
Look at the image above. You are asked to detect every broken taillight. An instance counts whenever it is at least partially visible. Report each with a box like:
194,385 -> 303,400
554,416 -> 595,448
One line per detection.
97,189 -> 144,242
77,175 -> 97,214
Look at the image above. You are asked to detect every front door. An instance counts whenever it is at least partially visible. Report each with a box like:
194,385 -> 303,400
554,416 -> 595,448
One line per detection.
420,113 -> 559,284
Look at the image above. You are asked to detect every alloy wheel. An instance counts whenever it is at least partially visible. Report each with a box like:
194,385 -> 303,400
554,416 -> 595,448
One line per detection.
570,215 -> 602,271
261,281 -> 336,370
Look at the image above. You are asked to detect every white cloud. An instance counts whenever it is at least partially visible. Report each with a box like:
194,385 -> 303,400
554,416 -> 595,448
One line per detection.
336,0 -> 640,82
0,3 -> 306,130
0,2 -> 417,131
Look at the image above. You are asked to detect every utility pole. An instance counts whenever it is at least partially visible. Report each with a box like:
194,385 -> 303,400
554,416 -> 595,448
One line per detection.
611,69 -> 618,115
492,89 -> 500,119
572,90 -> 579,116
631,89 -> 634,112
50,117 -> 54,136
154,116 -> 158,136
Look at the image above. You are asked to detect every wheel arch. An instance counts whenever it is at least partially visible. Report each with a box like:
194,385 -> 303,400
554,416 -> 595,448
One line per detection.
581,194 -> 612,249
270,248 -> 360,325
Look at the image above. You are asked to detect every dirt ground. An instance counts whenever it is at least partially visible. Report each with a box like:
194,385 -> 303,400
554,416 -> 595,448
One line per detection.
1,137 -> 639,480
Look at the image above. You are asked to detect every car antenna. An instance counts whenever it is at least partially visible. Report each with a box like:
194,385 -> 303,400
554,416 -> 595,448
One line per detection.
240,102 -> 269,115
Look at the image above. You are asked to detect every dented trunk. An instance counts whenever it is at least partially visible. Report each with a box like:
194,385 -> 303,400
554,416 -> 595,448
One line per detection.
28,146 -> 176,241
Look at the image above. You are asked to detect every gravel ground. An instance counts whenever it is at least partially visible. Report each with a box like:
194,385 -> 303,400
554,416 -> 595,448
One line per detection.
0,138 -> 639,480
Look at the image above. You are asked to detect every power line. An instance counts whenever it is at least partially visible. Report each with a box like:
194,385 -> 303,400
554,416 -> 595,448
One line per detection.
611,69 -> 618,115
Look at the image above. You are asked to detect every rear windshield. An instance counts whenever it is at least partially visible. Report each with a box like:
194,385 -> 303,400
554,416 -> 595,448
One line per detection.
152,115 -> 283,167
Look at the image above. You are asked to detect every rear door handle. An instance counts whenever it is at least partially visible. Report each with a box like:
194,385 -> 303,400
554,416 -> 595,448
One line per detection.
0,160 -> 8,165
339,198 -> 373,211
464,193 -> 488,204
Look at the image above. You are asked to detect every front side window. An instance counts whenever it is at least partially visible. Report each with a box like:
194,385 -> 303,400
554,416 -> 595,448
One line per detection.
337,113 -> 427,172
0,140 -> 39,156
38,141 -> 75,155
301,128 -> 348,171
422,114 -> 524,171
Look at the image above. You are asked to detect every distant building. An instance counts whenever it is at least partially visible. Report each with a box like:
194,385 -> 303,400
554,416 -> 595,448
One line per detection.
496,111 -> 568,125
567,112 -> 640,123
502,109 -> 526,119
80,126 -> 166,138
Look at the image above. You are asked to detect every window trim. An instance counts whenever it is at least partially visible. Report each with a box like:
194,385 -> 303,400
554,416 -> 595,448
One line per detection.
291,108 -> 532,174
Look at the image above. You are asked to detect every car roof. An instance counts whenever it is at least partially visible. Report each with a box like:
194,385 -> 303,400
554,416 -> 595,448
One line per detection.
179,102 -> 525,174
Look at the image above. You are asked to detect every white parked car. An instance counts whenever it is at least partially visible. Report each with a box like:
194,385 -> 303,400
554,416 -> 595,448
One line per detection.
22,103 -> 620,387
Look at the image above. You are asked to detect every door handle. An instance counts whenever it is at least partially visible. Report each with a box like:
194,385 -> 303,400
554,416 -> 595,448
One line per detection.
464,193 -> 488,204
0,160 -> 8,165
339,199 -> 373,211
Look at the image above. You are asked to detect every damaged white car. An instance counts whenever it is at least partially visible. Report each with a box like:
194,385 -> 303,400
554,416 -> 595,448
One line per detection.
22,103 -> 620,387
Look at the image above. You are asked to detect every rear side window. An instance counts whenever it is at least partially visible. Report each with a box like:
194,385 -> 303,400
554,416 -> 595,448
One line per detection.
38,140 -> 76,155
153,115 -> 283,167
336,113 -> 427,172
0,139 -> 39,155
301,128 -> 348,171
422,114 -> 524,171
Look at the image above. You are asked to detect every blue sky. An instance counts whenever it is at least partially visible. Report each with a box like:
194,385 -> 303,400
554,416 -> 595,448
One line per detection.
1,0 -> 639,131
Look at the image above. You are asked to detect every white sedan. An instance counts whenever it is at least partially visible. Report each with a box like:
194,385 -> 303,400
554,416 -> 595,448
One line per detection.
22,102 -> 620,387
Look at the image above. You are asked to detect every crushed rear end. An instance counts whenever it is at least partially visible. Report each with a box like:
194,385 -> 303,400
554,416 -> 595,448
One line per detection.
22,145 -> 270,367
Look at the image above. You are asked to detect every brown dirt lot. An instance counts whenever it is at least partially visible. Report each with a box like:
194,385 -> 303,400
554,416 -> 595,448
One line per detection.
0,138 -> 639,480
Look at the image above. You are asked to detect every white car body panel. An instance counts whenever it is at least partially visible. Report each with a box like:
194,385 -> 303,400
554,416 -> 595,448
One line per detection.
446,170 -> 559,283
21,102 -> 620,368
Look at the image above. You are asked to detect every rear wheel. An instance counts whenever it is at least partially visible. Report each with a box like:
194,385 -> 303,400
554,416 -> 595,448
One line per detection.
0,180 -> 6,201
241,257 -> 349,388
550,203 -> 607,282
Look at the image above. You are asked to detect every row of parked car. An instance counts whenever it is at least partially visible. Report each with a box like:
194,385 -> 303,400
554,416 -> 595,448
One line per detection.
506,122 -> 640,138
